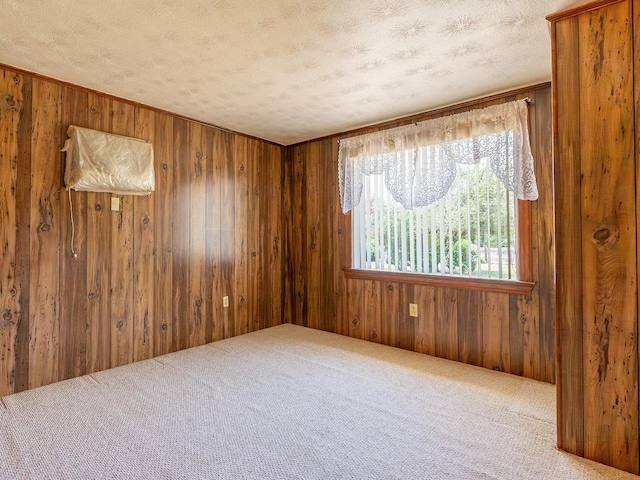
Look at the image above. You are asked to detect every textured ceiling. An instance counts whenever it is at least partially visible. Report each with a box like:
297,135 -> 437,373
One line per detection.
0,0 -> 576,145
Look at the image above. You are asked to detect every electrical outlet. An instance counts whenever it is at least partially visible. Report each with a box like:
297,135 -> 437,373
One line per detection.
110,197 -> 120,211
409,303 -> 418,317
223,296 -> 229,308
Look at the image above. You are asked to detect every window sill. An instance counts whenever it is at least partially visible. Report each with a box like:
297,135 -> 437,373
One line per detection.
343,268 -> 535,296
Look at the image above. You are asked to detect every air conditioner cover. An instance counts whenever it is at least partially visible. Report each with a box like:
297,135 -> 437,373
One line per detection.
62,125 -> 155,195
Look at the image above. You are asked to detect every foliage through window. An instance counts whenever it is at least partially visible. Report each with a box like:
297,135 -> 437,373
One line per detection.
352,156 -> 518,280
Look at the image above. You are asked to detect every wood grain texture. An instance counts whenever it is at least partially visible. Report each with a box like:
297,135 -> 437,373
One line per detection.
0,65 -> 285,397
109,100 -> 135,368
553,14 -> 585,458
551,0 -> 640,473
13,75 -> 32,393
579,2 -> 637,471
133,107 -> 155,361
286,85 -> 556,382
58,87 -> 88,382
29,79 -> 61,388
0,70 -> 23,395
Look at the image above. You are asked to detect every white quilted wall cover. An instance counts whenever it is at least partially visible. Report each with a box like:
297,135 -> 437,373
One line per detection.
62,125 -> 155,195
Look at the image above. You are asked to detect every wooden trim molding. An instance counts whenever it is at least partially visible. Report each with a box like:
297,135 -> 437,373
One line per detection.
343,269 -> 535,296
546,0 -> 626,21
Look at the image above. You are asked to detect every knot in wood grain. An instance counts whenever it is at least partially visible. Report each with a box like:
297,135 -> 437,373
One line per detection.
239,163 -> 245,173
196,152 -> 203,161
239,295 -> 245,304
520,314 -> 527,324
88,292 -> 96,300
162,163 -> 168,171
10,288 -> 17,297
12,75 -> 20,85
371,331 -> 378,339
251,251 -> 256,257
89,107 -> 97,114
387,284 -> 393,292
0,93 -> 18,114
142,216 -> 150,225
352,318 -> 359,327
2,310 -> 12,322
591,225 -> 619,250
41,223 -> 50,232
116,320 -> 124,330
195,298 -> 203,307
161,323 -> 167,332
95,203 -> 102,212
337,228 -> 342,235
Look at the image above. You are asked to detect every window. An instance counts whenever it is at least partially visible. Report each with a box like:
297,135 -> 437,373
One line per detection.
338,99 -> 537,291
352,155 -> 518,280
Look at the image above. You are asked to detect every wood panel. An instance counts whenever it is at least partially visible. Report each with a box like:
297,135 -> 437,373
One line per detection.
553,15 -> 584,455
110,100 -> 135,368
286,84 -> 556,383
29,79 -> 61,388
133,107 -> 156,361
0,65 -> 286,397
550,0 -> 639,474
579,2 -> 637,471
0,70 -> 23,395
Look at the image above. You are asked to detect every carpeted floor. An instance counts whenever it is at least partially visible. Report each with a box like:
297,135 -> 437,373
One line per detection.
0,324 -> 634,479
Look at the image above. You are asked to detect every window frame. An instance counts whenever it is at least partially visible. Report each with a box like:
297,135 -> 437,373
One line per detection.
343,198 -> 535,296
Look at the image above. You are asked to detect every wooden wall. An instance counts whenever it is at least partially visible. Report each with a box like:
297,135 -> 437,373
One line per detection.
284,85 -> 556,383
550,0 -> 639,473
0,66 -> 285,397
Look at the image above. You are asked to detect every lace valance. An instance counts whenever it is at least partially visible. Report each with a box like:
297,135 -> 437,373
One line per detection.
338,99 -> 538,214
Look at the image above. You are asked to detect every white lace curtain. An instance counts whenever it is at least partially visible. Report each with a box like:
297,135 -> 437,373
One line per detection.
338,99 -> 538,214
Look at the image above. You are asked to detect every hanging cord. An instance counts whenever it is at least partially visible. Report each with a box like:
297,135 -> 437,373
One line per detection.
68,189 -> 78,260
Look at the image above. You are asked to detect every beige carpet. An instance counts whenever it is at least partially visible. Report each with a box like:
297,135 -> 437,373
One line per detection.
0,324 -> 634,479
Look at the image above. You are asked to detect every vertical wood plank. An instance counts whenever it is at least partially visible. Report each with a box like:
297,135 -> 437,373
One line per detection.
153,112 -> 174,356
133,107 -> 155,361
233,136 -> 249,335
13,74 -> 32,394
0,69 -> 23,396
292,146 -> 306,326
204,126 -> 219,342
533,87 -> 556,384
58,86 -> 88,381
247,138 -> 262,332
217,129 -> 235,339
457,289 -> 483,366
29,79 -> 61,388
553,15 -> 584,456
305,142 -> 321,330
109,100 -> 135,368
188,122 -> 206,347
85,93 -> 111,375
398,284 -> 414,351
414,285 -> 436,355
579,3 -> 638,472
482,292 -> 510,372
435,288 -> 458,361
381,283 -> 400,346
267,144 -> 284,328
172,118 -> 189,352
363,280 -> 382,343
347,279 -> 365,340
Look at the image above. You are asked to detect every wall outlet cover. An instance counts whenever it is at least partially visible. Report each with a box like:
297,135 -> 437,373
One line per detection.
409,303 -> 418,317
110,197 -> 120,211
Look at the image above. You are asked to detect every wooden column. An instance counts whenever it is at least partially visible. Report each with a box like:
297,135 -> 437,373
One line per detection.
549,0 -> 639,473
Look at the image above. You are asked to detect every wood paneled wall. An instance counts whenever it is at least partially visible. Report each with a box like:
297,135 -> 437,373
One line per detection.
284,85 -> 556,383
0,66 -> 285,397
550,0 -> 639,474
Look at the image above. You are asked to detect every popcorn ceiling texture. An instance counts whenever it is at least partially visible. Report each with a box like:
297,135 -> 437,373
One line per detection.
0,0 -> 574,145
